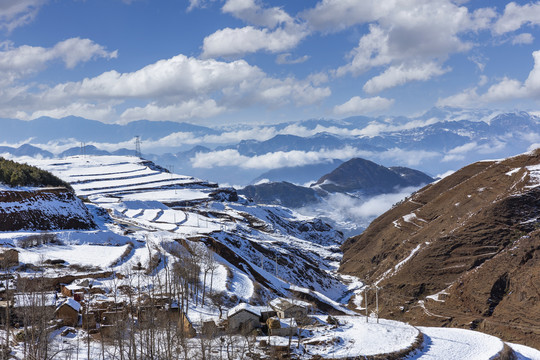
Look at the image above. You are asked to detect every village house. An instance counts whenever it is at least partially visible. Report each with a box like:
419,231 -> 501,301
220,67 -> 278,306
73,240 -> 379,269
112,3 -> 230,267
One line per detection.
0,249 -> 18,268
227,303 -> 262,333
267,316 -> 298,337
55,298 -> 81,327
60,278 -> 105,300
269,298 -> 310,321
60,283 -> 84,301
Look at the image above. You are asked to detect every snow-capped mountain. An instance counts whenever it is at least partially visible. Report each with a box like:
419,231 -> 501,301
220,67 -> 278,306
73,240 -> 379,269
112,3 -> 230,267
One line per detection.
2,108 -> 540,186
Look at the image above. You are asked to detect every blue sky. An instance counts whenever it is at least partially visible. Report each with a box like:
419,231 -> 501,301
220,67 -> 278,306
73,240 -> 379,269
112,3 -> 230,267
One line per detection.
1,0 -> 540,125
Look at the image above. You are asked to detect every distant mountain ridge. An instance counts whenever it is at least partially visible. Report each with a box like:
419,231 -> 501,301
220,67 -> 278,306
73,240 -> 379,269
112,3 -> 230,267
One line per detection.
1,108 -> 540,185
238,158 -> 433,209
312,158 -> 433,195
0,116 -> 217,143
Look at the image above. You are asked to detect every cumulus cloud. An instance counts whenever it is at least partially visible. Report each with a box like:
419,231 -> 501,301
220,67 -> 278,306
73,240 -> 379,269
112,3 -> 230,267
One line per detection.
0,53 -> 329,122
201,0 -> 310,58
333,96 -> 394,116
438,50 -> 540,107
222,0 -> 293,28
0,38 -> 117,83
201,24 -> 307,58
300,0 -> 384,32
331,0 -> 495,90
493,2 -> 540,35
363,62 -> 449,94
0,0 -> 44,32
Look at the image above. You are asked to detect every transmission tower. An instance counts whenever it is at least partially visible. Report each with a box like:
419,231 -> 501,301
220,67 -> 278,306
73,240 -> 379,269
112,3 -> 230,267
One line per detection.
135,136 -> 142,158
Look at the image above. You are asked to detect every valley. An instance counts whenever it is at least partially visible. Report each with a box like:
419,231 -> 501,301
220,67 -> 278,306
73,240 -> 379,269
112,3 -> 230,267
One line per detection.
0,153 -> 538,358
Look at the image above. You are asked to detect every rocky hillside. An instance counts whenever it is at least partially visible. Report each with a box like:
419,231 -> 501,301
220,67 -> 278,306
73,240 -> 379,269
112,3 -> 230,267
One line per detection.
340,150 -> 540,348
0,158 -> 94,231
0,187 -> 96,231
312,158 -> 433,195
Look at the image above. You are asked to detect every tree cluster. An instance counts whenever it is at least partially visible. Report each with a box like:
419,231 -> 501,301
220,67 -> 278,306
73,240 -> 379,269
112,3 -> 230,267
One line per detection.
0,158 -> 72,190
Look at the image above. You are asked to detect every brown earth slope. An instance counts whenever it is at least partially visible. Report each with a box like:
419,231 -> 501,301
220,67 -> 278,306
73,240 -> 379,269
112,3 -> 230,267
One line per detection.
340,149 -> 540,348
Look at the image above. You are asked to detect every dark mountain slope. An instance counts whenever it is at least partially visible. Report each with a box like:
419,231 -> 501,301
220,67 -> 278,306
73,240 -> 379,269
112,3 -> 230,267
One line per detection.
313,158 -> 433,194
238,182 -> 320,208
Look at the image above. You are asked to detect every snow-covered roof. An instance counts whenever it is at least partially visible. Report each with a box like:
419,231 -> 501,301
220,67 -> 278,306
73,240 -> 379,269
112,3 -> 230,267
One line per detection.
56,297 -> 81,312
269,298 -> 311,311
227,303 -> 264,318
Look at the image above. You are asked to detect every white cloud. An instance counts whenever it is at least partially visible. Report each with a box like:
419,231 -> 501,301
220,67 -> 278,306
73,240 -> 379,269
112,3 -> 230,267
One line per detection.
0,53 -> 329,122
493,2 -> 540,35
0,38 -> 117,83
301,0 -> 384,32
333,96 -> 394,116
191,146 -> 370,169
201,0 -> 307,58
332,0 -> 495,90
512,32 -> 534,45
275,53 -> 310,65
222,0 -> 292,28
12,100 -> 120,122
53,38 -> 118,69
201,24 -> 307,58
442,141 -> 478,162
442,141 -> 507,162
0,0 -> 44,32
68,54 -> 263,99
190,145 -> 439,169
363,62 -> 449,93
120,99 -> 226,123
438,50 -> 540,107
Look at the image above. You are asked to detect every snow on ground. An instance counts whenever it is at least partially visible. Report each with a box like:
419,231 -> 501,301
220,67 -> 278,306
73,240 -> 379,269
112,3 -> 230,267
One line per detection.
304,316 -> 419,358
19,243 -> 131,268
506,167 -> 521,176
403,213 -> 418,223
408,327 -> 503,360
508,342 -> 540,360
6,155 -> 539,359
375,242 -> 424,286
122,188 -> 210,202
526,164 -> 540,187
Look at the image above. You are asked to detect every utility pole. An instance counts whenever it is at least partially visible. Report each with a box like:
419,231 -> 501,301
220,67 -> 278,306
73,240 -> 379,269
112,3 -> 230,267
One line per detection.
375,286 -> 379,324
365,286 -> 368,323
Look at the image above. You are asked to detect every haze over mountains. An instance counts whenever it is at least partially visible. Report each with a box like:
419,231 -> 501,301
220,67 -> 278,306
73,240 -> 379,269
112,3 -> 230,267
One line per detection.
2,107 -> 540,186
